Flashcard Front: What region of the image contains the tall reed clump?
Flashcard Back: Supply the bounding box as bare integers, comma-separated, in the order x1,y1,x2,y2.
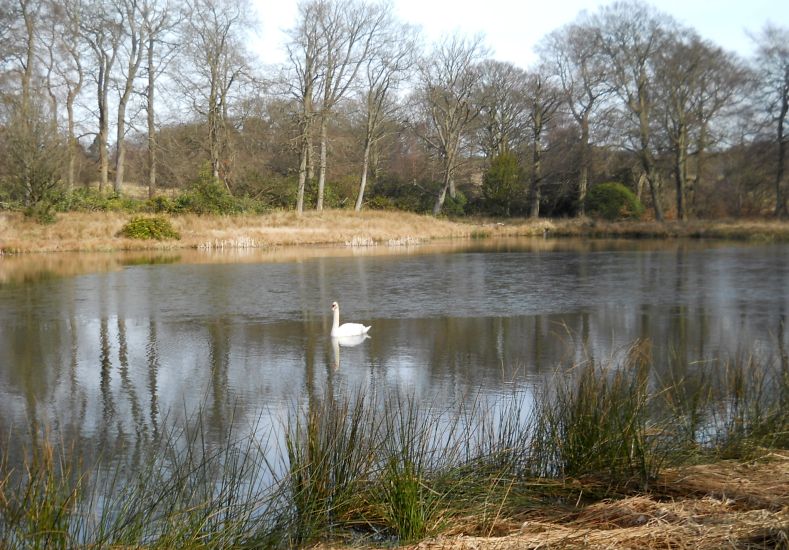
373,394,458,542
0,438,83,549
281,391,379,545
709,354,789,457
279,392,461,545
530,341,664,491
82,409,277,548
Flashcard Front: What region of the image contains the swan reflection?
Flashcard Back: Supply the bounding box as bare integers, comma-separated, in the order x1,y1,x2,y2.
331,334,370,368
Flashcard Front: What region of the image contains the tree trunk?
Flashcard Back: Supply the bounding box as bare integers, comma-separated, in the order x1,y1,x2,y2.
355,137,371,211
208,71,221,182
209,113,220,181
775,92,788,218
674,122,688,222
530,129,542,219
297,137,309,214
147,36,156,198
97,63,109,192
577,113,590,216
20,1,35,111
433,178,449,215
317,116,328,211
114,111,127,194
67,102,76,190
434,147,457,215
637,85,663,221
693,123,708,213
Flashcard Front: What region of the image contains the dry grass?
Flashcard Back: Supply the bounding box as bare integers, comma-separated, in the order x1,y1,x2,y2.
383,453,789,550
3,211,788,256
548,218,789,241
0,210,549,254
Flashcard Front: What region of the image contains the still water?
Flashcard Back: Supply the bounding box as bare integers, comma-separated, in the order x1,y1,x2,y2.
1,238,788,460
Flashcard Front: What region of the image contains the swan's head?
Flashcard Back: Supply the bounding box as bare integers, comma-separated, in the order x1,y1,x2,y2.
331,301,338,311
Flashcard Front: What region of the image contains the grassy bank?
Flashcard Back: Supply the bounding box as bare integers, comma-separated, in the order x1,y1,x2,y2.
1,343,787,549
3,210,789,255
0,210,538,254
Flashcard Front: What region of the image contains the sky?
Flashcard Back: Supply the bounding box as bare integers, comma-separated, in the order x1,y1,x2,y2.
250,0,789,68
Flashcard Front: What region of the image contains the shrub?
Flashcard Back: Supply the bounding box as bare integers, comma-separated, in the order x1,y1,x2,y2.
117,216,180,240
442,190,467,217
58,188,141,213
173,165,239,215
483,152,522,216
145,195,176,214
23,201,57,224
366,195,397,210
586,182,644,221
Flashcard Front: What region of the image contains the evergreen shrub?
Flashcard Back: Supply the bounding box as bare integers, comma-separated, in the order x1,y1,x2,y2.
118,216,180,240
586,182,644,221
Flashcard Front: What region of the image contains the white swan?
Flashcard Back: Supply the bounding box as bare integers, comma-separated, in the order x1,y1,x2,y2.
330,301,371,337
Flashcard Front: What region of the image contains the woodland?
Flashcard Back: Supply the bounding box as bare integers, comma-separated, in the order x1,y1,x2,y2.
1,0,788,221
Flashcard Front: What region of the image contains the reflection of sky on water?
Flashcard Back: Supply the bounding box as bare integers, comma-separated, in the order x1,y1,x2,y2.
0,239,788,464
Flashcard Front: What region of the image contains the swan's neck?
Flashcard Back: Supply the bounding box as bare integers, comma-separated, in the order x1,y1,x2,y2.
332,308,340,331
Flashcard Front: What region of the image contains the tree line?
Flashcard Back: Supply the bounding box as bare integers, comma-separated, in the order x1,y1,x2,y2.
0,0,787,220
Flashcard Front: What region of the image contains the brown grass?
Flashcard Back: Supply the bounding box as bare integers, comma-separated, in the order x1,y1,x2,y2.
380,453,789,550
3,211,789,256
0,210,549,254
548,218,789,241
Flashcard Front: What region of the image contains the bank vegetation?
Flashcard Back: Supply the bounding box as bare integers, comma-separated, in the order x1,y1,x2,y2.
1,342,787,548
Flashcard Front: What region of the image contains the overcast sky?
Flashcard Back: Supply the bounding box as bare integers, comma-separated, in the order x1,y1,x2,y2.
251,0,788,67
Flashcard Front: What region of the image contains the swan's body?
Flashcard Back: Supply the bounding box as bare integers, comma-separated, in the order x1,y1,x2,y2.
331,301,371,337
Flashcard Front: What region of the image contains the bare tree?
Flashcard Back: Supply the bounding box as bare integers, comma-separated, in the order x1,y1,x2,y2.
313,0,388,211
3,98,66,207
414,34,487,215
691,49,749,213
40,0,85,190
179,0,253,191
525,67,561,218
285,0,324,213
112,0,148,194
593,0,675,221
655,33,747,220
354,19,417,210
0,0,66,208
13,0,40,110
654,33,700,222
475,60,529,159
540,19,614,215
753,24,789,218
80,0,124,191
141,0,177,198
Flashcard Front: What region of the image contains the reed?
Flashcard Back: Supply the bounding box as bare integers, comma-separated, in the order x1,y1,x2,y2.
0,437,83,549
528,341,665,493
1,344,787,548
281,391,380,545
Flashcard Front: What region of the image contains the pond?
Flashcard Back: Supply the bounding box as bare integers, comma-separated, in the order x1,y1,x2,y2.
1,237,788,464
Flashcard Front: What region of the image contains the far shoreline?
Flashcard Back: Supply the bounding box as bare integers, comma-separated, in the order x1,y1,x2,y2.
2,210,789,256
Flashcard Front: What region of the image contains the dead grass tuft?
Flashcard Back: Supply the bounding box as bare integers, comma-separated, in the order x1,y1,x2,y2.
398,452,789,550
